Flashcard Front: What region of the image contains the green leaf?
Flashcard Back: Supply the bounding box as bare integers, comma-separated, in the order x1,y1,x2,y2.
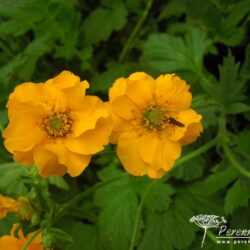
224,180,250,214
172,155,204,181
94,174,138,250
139,196,196,250
48,176,69,190
91,63,137,92
0,162,27,196
227,103,250,114
180,183,224,215
202,167,238,194
218,51,246,105
144,182,175,212
82,4,127,44
0,0,48,36
237,130,250,161
142,27,211,73
65,223,99,250
158,0,186,20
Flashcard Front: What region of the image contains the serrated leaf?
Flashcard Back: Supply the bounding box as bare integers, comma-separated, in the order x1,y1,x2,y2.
202,167,238,194
65,223,98,250
180,183,224,215
172,155,204,181
139,196,196,250
94,174,138,250
224,180,250,214
144,182,175,212
142,27,211,73
82,4,127,44
218,51,246,105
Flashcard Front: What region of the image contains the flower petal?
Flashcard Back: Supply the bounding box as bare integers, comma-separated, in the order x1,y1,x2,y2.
109,78,127,101
73,96,110,137
180,121,203,145
66,117,112,155
109,95,140,121
117,132,148,176
125,72,155,108
3,116,46,153
168,109,202,141
47,70,89,90
155,74,192,111
45,143,91,177
33,146,67,177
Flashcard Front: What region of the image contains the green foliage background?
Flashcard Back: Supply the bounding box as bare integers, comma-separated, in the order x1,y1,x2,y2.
0,0,250,249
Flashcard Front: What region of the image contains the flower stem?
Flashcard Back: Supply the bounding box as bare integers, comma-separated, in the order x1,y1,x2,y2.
129,179,158,250
175,136,219,167
118,0,154,63
223,143,250,178
129,137,219,250
21,227,43,250
54,174,127,222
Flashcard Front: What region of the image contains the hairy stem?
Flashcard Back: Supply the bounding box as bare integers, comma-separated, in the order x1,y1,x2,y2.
118,0,154,63
21,227,43,250
223,143,250,178
129,180,158,250
129,137,219,250
175,136,219,167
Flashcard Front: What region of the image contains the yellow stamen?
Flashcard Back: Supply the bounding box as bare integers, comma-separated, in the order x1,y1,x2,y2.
42,111,73,138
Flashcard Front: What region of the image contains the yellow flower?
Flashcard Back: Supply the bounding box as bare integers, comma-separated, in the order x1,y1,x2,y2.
108,72,203,178
3,71,112,177
0,195,34,220
0,195,19,219
0,224,43,250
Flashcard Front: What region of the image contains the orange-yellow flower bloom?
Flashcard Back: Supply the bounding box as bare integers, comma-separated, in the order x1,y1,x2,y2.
0,195,19,219
0,195,34,220
3,71,112,177
0,224,43,250
108,72,203,178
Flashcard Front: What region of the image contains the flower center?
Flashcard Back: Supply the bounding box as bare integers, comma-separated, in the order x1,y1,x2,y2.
43,111,73,138
143,105,166,130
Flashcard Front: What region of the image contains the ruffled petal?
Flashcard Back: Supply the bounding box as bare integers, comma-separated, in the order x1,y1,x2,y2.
117,132,148,176
109,78,127,101
168,109,202,141
138,133,162,169
155,74,192,111
33,146,67,177
161,132,181,170
45,143,91,177
109,95,140,121
73,96,110,137
109,111,133,144
125,72,155,108
3,116,46,153
180,121,203,145
146,167,165,178
66,117,112,155
47,70,89,90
